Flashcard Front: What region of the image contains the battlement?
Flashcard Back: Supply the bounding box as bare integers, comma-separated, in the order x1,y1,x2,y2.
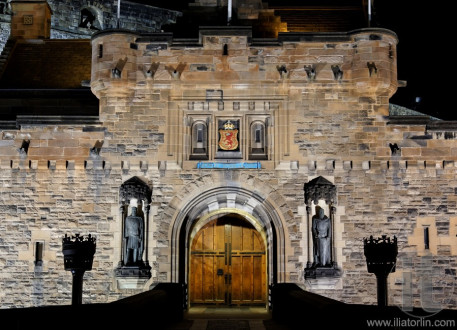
90,27,398,99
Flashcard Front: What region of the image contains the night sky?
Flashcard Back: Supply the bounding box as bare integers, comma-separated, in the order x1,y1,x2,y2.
144,1,453,120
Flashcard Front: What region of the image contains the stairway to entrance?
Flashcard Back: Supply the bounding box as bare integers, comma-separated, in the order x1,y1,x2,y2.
167,306,291,330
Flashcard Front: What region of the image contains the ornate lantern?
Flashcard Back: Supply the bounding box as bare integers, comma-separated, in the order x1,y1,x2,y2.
363,235,398,307
62,233,96,305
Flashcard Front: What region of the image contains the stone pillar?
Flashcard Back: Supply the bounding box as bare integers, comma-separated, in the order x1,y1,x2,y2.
143,203,151,267
306,205,312,269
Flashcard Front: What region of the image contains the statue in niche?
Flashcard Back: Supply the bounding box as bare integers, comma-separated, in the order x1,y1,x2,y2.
124,206,144,266
312,207,332,267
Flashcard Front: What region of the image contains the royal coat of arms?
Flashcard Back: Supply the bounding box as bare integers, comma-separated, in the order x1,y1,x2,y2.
218,120,239,151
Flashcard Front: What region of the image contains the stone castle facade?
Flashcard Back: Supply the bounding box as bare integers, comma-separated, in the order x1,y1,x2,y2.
0,0,456,311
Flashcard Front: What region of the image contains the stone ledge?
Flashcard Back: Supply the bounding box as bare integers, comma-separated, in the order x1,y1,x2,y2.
0,159,456,172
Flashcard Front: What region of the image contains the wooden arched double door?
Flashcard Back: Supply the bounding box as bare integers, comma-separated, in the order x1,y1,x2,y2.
189,215,267,306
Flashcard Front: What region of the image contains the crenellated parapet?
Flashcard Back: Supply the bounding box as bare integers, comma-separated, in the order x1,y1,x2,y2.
90,26,398,100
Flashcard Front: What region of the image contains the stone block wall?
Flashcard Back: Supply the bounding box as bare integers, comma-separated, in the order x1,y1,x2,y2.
0,26,456,311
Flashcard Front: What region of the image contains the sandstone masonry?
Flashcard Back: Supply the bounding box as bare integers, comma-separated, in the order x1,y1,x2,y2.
0,8,456,311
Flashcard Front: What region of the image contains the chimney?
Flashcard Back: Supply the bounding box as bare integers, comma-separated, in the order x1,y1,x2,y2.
10,0,52,39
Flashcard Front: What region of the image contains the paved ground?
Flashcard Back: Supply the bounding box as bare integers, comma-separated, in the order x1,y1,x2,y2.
167,306,292,330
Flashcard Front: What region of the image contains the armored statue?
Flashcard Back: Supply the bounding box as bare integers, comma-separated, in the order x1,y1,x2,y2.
124,206,144,266
312,208,331,267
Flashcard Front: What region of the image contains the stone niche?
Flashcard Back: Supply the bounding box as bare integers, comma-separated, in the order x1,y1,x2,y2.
304,176,342,289
115,176,152,289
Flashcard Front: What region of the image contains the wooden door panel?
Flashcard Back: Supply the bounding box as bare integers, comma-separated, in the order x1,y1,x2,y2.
253,256,264,301
203,224,214,250
191,255,203,302
215,255,226,302
231,255,241,302
203,255,215,301
242,226,254,250
190,216,266,306
231,224,242,250
242,256,253,301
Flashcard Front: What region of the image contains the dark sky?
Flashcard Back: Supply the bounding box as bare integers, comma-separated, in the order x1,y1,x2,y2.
375,1,453,120
144,1,453,120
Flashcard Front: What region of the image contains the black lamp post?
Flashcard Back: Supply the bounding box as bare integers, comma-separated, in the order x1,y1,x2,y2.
62,233,96,305
363,235,398,307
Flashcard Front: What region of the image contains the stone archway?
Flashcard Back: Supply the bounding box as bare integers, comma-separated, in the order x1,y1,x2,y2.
169,186,288,290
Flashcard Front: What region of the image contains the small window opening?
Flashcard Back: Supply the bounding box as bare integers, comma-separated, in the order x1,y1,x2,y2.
98,44,103,58
79,8,98,29
249,121,267,160
255,128,261,143
423,226,429,250
35,241,44,266
190,122,208,160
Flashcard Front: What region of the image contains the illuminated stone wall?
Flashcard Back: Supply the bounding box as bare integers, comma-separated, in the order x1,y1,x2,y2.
0,17,456,312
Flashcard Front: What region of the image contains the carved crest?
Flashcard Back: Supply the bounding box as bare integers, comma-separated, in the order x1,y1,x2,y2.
218,120,239,151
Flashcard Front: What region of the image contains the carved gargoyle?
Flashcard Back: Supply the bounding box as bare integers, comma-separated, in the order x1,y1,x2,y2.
304,65,316,81
165,63,186,80
90,140,104,156
277,65,288,78
331,65,343,81
145,62,160,78
18,139,30,155
389,143,400,155
367,62,377,77
112,57,127,78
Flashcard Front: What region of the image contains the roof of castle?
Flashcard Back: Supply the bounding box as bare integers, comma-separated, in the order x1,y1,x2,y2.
0,39,91,89
0,39,98,123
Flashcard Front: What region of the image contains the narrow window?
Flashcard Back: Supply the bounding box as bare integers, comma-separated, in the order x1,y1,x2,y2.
35,241,44,266
255,128,261,143
423,226,429,250
98,44,103,58
190,121,208,160
249,121,267,160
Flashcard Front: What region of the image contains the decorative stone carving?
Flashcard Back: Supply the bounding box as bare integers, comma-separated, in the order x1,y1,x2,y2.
367,61,377,77
304,64,316,81
304,176,340,279
119,176,152,205
123,206,144,266
312,208,331,267
331,65,343,81
116,177,152,282
304,176,336,205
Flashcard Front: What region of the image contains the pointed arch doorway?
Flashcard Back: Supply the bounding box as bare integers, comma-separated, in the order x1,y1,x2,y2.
189,213,267,306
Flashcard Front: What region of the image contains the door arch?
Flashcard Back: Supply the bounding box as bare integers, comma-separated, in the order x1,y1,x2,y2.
189,214,267,305
169,186,288,297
